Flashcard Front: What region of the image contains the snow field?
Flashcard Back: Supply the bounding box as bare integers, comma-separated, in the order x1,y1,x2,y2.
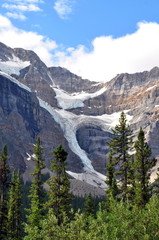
0,55,30,76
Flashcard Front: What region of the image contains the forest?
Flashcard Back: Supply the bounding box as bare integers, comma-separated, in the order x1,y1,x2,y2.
0,112,159,240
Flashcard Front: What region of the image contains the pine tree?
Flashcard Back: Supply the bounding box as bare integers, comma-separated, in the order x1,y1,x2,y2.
105,150,118,199
108,112,134,201
24,138,46,240
7,170,23,240
153,167,159,195
0,145,10,239
47,145,72,225
83,193,95,217
134,127,156,207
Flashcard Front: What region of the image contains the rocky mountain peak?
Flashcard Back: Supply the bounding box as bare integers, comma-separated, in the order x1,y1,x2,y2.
0,42,14,61
13,47,46,67
49,66,103,94
1,42,159,193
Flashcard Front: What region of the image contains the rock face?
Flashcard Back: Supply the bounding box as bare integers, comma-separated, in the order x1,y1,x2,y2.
75,68,159,116
48,66,103,93
76,126,113,175
0,73,83,177
0,42,159,191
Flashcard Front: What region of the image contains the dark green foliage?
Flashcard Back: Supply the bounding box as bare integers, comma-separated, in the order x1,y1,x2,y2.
83,193,96,217
71,196,85,212
46,145,73,225
152,167,159,195
105,150,118,199
24,138,46,240
0,145,10,239
107,112,134,201
7,170,23,240
71,195,105,214
39,196,159,239
143,195,159,239
0,126,158,239
1,128,158,240
134,127,157,206
22,180,31,222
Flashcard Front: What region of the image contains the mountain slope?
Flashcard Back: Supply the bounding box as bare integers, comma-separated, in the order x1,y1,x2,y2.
0,42,159,192
0,72,83,175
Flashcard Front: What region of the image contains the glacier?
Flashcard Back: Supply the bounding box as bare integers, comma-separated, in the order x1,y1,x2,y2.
0,71,31,92
38,97,133,187
0,55,30,76
52,85,107,110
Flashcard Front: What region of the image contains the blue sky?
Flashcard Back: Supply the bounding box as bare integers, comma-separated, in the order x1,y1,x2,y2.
0,0,159,82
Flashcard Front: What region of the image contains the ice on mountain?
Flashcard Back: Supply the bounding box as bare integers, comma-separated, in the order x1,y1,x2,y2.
26,153,36,161
67,170,107,189
146,85,157,92
38,97,133,173
0,55,30,76
0,71,31,92
52,86,107,110
38,98,95,172
26,153,31,161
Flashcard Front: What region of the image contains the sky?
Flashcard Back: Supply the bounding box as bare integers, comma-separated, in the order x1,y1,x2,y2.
0,0,159,82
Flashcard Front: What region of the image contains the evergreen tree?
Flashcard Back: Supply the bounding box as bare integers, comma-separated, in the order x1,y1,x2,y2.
83,193,95,217
105,150,118,199
47,145,72,225
0,145,10,239
134,127,156,207
127,155,136,202
108,112,134,201
24,138,46,240
7,170,23,240
153,167,159,195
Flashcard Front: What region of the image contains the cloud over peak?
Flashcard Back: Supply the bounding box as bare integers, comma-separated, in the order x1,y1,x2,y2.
0,15,159,83
0,14,57,65
52,22,159,82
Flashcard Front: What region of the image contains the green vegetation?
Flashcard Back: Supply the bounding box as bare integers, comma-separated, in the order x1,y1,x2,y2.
0,145,10,240
134,127,156,206
46,145,73,225
24,137,46,240
107,112,134,201
7,170,23,240
1,113,159,239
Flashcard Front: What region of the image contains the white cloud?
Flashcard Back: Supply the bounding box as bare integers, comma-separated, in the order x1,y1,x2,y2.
52,22,159,82
6,0,43,3
0,15,57,65
2,3,41,12
54,0,75,19
2,0,43,20
6,12,26,20
0,16,159,83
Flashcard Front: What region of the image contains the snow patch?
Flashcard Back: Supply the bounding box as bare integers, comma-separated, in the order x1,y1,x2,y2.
146,85,157,92
48,72,56,87
67,170,107,189
0,55,30,76
52,86,107,109
95,111,133,130
26,153,31,161
26,153,36,161
0,71,31,92
38,98,94,172
38,98,133,174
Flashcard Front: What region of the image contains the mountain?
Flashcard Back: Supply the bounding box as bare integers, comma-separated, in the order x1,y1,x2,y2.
0,42,159,195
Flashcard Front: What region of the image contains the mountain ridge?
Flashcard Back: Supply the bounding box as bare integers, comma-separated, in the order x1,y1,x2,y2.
0,42,159,194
